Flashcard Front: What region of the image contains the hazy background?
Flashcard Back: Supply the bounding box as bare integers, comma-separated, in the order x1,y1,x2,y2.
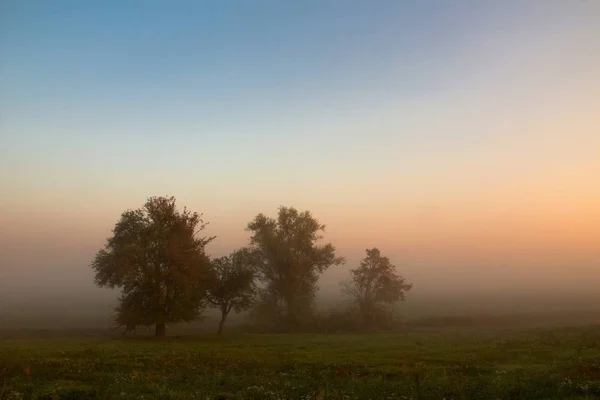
1,1,599,330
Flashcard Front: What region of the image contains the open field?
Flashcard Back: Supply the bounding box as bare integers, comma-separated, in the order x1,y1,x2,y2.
1,326,600,400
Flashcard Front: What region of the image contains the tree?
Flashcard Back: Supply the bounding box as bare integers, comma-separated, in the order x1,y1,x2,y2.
246,206,345,331
91,196,214,337
342,248,412,329
206,248,257,334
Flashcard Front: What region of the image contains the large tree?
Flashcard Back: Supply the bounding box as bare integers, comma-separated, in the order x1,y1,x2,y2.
206,248,257,334
342,248,412,328
91,196,214,337
247,206,345,331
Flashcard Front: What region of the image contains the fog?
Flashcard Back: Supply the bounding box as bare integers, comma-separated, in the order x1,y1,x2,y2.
2,206,599,333
1,1,599,334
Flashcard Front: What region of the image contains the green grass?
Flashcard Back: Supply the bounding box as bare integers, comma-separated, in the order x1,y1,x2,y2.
1,326,600,399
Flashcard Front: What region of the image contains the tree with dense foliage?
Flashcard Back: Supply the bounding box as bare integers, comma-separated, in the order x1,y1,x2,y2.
246,206,345,331
91,196,214,337
342,248,412,329
206,248,257,334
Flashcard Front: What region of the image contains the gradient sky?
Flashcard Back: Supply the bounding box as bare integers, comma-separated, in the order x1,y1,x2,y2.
1,1,599,302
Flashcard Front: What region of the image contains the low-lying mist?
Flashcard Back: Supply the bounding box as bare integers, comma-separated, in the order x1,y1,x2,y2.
2,272,598,335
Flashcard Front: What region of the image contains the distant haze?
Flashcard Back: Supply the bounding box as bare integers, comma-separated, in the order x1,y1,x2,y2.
1,1,599,325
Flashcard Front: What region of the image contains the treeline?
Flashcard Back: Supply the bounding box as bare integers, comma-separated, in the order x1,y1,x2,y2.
91,196,412,337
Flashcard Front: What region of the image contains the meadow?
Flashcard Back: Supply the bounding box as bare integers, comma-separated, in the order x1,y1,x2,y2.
1,326,600,400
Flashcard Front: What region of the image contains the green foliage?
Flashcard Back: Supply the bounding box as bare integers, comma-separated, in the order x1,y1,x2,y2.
91,196,214,336
246,206,345,331
2,326,600,399
206,248,257,334
342,248,412,329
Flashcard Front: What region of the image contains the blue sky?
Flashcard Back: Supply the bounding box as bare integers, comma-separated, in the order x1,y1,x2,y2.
1,1,562,196
1,1,599,296
1,1,527,143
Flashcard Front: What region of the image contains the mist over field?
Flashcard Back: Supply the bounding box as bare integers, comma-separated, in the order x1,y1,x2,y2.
3,3,600,399
1,220,599,333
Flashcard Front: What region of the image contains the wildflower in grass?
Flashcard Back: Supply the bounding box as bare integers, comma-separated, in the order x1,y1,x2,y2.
7,391,23,400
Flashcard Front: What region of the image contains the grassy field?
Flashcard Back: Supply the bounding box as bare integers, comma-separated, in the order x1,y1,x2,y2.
1,326,600,399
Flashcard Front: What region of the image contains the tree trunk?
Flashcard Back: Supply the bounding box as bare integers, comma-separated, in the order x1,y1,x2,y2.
285,298,296,332
360,302,373,330
155,323,166,337
217,312,228,335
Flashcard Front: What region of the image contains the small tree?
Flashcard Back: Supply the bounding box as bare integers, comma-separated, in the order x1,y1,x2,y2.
91,196,214,337
247,206,345,331
342,248,412,329
206,248,256,334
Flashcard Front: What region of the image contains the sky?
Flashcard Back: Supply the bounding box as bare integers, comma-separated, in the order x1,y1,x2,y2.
1,1,599,304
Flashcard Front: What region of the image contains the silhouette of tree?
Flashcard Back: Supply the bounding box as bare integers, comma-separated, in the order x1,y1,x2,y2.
91,196,214,337
342,248,412,329
206,248,257,334
246,206,345,331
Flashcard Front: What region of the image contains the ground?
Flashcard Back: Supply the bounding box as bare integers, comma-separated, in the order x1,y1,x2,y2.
1,326,600,399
